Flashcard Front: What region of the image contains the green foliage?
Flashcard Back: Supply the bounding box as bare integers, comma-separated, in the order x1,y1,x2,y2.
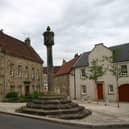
19,91,44,102
29,91,44,99
88,59,105,82
6,91,18,98
4,91,44,102
3,91,19,102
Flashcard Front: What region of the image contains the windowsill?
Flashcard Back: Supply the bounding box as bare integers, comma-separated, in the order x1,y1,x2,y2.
81,93,87,95
108,92,114,95
80,77,86,80
119,75,128,77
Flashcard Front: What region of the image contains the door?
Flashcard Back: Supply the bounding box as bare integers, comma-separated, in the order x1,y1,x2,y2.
25,86,30,96
97,83,104,100
119,84,129,102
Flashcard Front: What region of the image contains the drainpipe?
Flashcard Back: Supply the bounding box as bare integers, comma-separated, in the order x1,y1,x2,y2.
73,69,76,100
116,63,120,108
3,52,6,96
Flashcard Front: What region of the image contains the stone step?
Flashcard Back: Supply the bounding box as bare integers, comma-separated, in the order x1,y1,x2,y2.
38,96,66,100
31,99,71,104
55,109,92,119
26,102,78,110
20,106,85,115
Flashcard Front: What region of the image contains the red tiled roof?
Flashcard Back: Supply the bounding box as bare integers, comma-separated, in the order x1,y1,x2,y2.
0,31,43,64
43,66,61,74
56,55,80,76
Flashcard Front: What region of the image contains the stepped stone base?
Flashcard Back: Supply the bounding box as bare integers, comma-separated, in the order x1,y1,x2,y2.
17,96,91,119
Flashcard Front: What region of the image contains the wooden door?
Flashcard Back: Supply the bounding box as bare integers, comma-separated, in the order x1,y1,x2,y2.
97,83,103,100
119,84,129,102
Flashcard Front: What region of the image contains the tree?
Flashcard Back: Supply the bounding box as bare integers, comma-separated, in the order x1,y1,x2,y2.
88,59,105,82
88,59,106,93
86,58,106,102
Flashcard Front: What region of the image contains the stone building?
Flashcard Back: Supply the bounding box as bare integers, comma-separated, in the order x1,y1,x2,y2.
0,31,43,97
54,54,80,96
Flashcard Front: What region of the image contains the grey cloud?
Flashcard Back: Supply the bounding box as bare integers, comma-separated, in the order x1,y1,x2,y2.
1,0,129,65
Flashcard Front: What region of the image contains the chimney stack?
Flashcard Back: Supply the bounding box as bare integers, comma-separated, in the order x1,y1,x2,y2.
62,58,66,65
24,38,31,46
74,53,78,58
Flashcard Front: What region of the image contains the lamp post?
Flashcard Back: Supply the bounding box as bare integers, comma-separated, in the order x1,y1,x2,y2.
43,26,54,93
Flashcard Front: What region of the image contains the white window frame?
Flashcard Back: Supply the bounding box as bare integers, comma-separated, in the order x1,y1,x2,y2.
81,85,87,95
108,84,114,94
80,68,86,79
120,65,128,77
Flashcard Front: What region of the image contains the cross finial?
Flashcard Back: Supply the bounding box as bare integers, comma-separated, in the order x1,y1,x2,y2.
47,26,51,32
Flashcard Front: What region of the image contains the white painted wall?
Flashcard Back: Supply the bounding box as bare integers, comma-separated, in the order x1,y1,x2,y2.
71,43,129,102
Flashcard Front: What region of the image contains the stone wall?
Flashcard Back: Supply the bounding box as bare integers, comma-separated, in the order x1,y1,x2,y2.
54,74,69,96
0,52,43,97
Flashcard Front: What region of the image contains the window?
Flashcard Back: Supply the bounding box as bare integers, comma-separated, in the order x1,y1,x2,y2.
44,80,48,87
120,65,128,76
80,69,86,79
32,68,35,80
10,64,14,78
108,85,114,94
32,85,35,92
81,85,87,94
25,66,29,79
10,85,15,92
18,85,22,95
37,69,40,80
18,65,22,78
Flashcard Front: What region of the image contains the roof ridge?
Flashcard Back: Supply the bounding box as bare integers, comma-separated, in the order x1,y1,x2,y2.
56,55,80,76
109,42,129,48
0,32,43,64
1,32,25,45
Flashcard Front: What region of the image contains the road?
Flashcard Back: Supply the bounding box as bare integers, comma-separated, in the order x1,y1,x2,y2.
0,113,128,129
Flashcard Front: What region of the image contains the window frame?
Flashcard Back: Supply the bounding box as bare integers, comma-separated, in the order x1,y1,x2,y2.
120,65,128,76
108,84,114,95
81,85,87,95
80,68,86,79
10,63,14,78
18,65,22,78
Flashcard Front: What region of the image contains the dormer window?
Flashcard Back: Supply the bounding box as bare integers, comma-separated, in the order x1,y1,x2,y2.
120,65,128,76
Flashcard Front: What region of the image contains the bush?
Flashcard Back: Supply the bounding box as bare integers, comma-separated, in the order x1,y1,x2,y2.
29,91,44,99
6,91,18,98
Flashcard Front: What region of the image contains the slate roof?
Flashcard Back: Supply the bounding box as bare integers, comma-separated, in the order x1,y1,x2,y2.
73,52,90,68
109,43,129,62
0,31,43,64
56,55,80,76
73,43,129,68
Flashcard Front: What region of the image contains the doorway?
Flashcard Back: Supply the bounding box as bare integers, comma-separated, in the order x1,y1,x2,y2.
97,83,104,100
25,86,30,96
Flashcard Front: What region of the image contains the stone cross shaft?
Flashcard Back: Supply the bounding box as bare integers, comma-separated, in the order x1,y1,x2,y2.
43,26,54,93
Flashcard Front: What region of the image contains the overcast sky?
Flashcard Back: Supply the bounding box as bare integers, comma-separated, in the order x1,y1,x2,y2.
0,0,129,66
